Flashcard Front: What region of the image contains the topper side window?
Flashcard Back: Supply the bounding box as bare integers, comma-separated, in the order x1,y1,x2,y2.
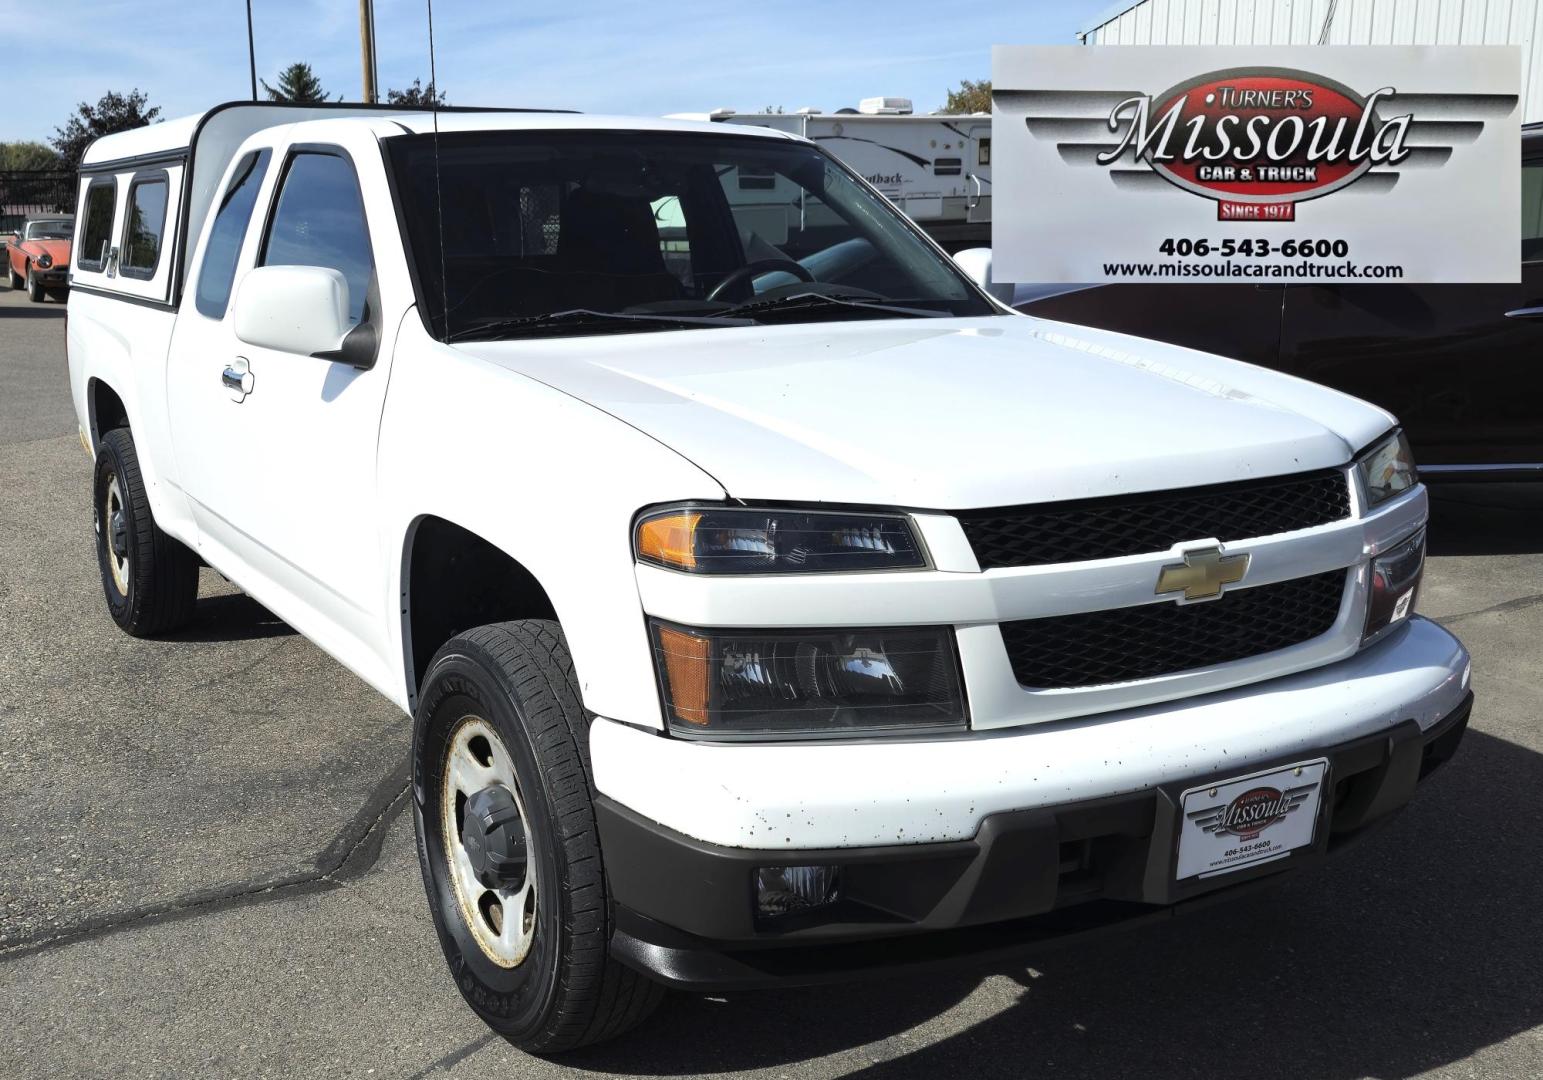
76,179,116,272
120,173,169,279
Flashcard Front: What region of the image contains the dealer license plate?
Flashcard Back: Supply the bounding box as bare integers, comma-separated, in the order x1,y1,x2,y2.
1176,759,1328,881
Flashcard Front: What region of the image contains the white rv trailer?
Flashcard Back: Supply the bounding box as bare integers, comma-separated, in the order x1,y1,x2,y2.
668,99,992,250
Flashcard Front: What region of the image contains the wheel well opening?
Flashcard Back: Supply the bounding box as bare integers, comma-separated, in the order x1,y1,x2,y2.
89,379,129,446
404,517,558,701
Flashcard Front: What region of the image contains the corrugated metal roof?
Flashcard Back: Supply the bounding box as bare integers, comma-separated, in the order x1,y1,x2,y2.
1079,1,1151,37
1078,0,1543,122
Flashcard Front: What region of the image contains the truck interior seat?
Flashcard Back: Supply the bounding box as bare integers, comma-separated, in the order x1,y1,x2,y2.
556,188,681,309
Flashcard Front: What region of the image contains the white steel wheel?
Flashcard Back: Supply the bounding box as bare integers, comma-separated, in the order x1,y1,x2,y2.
102,473,130,595
439,714,538,968
413,621,665,1051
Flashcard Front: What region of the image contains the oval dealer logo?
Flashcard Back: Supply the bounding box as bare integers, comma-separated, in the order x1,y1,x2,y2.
1217,786,1293,839
1095,67,1414,219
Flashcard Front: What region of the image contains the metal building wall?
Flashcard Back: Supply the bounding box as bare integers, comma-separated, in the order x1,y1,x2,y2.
1079,0,1543,123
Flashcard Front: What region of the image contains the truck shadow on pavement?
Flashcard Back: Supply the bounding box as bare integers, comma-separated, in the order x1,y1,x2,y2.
164,590,296,642
0,302,66,318
567,729,1539,1079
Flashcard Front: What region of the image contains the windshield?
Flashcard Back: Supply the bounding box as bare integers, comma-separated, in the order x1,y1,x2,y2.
385,130,996,340
25,219,73,240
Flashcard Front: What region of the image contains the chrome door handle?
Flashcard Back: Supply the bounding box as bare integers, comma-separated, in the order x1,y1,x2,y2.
1504,306,1543,320
222,358,254,402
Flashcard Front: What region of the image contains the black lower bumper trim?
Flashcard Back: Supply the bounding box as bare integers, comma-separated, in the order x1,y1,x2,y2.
601,692,1472,991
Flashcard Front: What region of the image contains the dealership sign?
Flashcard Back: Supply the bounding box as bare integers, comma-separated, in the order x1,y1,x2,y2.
992,46,1520,283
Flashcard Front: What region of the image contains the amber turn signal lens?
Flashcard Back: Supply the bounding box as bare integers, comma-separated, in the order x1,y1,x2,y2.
636,511,701,571
656,624,711,725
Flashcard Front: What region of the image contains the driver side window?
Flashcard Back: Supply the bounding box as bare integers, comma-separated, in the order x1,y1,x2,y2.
260,150,375,326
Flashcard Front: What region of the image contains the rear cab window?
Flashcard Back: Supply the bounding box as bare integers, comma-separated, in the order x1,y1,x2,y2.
194,149,272,320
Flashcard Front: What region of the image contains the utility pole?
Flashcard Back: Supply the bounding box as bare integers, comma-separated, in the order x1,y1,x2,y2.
359,0,378,103
245,0,258,100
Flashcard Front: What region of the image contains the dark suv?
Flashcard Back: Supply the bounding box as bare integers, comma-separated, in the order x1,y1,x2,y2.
1019,124,1543,481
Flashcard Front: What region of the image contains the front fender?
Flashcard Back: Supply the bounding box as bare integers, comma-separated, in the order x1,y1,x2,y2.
378,320,725,728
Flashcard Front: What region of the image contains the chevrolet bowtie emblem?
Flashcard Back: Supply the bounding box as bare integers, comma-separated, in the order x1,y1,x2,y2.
1155,547,1251,602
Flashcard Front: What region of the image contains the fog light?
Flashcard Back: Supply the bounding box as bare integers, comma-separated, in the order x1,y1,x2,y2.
1363,527,1425,645
755,865,840,920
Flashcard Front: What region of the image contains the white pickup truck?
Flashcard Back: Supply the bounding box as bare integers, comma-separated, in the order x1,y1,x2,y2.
67,103,1471,1052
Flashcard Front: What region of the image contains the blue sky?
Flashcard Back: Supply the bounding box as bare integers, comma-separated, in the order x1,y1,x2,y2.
5,0,1114,143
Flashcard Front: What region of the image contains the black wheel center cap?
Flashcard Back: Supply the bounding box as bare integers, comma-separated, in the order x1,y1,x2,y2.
461,785,528,891
110,510,128,560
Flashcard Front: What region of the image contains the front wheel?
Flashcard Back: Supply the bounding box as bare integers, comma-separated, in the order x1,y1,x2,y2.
26,266,44,302
413,620,663,1053
93,427,199,635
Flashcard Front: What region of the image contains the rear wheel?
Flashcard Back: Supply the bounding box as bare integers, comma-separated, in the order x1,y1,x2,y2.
7,262,21,289
93,427,199,636
26,266,44,302
413,620,663,1053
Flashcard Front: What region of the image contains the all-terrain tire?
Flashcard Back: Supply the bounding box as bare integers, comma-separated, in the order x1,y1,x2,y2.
93,427,199,636
413,620,664,1053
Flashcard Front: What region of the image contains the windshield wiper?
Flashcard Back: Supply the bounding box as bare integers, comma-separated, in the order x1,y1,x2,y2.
719,292,948,321
445,308,753,342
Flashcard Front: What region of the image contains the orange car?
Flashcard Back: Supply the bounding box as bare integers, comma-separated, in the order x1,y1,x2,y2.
6,215,73,302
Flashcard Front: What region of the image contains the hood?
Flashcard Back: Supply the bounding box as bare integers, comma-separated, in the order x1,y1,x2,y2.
461,315,1394,509
19,238,70,264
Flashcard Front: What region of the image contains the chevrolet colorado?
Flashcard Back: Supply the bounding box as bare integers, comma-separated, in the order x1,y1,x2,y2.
66,102,1470,1052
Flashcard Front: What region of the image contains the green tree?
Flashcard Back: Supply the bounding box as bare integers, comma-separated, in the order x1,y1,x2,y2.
51,89,161,169
0,141,64,171
261,62,337,104
940,78,991,115
384,78,448,107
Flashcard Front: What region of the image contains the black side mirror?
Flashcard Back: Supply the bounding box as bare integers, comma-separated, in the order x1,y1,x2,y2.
311,275,382,370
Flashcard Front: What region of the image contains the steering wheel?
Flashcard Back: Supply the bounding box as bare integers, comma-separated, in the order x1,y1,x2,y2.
706,258,815,302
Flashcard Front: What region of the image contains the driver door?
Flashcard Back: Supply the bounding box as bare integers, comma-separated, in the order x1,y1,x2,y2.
167,140,397,664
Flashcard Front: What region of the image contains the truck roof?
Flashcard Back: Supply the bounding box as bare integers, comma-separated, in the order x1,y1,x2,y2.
81,101,790,168
75,101,798,313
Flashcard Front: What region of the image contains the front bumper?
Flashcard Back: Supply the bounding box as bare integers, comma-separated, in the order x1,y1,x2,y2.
31,267,68,286
592,615,1468,850
593,615,1469,989
602,690,1470,990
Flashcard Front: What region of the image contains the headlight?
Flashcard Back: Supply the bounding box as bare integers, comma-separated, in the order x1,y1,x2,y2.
650,620,966,738
1355,429,1417,509
1363,527,1425,645
635,505,926,574
35,253,52,269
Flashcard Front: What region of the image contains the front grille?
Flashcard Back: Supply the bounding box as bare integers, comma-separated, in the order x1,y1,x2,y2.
958,470,1351,569
1000,570,1348,689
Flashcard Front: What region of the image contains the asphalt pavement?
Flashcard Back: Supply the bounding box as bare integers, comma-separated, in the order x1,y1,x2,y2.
2,280,1541,1079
